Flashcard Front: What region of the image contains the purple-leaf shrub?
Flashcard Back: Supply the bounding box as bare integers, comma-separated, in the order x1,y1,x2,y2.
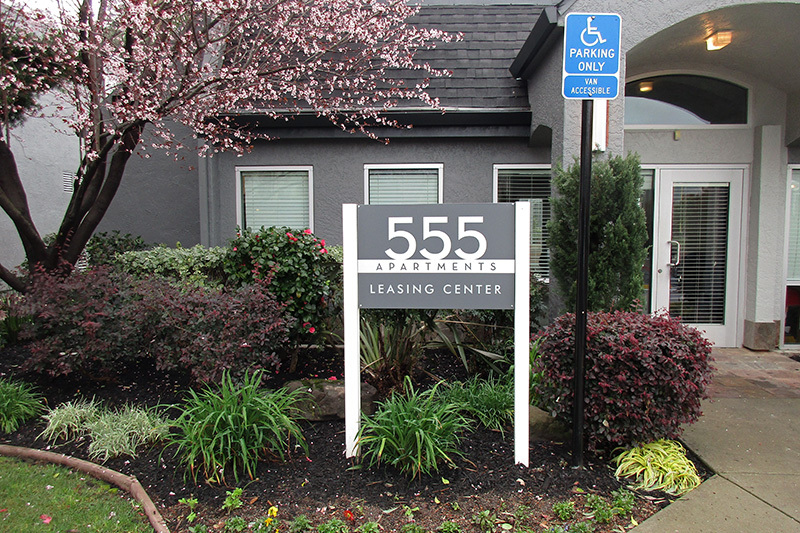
534,311,713,451
138,277,290,383
20,267,289,383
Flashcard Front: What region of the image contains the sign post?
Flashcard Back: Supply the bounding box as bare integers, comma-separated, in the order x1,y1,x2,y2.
343,203,530,465
562,13,621,468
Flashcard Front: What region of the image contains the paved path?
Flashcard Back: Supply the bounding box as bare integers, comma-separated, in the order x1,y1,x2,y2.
631,349,800,533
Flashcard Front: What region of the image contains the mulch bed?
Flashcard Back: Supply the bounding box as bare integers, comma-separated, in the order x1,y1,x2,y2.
0,344,685,532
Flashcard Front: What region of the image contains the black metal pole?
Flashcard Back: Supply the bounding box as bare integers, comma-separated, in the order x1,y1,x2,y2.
572,99,593,468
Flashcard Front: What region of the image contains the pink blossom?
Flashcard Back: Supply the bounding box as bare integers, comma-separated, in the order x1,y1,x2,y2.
40,515,52,524
309,327,316,334
304,229,312,234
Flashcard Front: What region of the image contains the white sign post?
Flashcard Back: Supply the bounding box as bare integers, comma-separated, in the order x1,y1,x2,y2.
342,202,530,465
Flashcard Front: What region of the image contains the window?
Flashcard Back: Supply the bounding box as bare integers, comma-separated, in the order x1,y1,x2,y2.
236,166,313,230
494,165,551,279
625,75,748,126
785,169,800,344
364,164,442,204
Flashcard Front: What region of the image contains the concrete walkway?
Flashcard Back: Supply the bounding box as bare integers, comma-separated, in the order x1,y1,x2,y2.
631,349,800,533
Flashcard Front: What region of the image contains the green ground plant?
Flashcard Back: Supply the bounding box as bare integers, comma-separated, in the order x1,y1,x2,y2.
290,514,313,532
552,500,575,521
439,374,514,434
358,377,470,479
168,370,308,483
316,517,348,533
0,456,150,532
40,400,168,461
437,521,462,533
0,378,43,433
86,404,170,461
40,397,102,442
613,439,702,495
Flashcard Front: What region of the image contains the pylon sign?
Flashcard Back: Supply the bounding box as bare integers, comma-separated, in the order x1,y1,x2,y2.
562,13,621,99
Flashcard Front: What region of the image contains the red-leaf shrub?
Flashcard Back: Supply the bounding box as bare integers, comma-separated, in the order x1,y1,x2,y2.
534,311,713,451
19,266,141,376
20,268,289,383
134,277,290,383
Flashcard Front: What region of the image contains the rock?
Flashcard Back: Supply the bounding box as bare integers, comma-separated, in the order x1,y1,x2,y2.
529,405,571,442
285,379,377,421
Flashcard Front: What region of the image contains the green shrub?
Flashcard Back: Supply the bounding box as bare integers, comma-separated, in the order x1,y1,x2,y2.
223,227,338,350
0,378,42,433
168,370,308,484
549,153,648,312
612,439,701,495
116,244,227,286
358,377,470,479
86,230,148,267
534,310,713,451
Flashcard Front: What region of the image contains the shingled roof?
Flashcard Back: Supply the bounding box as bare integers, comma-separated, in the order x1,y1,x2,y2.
405,3,543,111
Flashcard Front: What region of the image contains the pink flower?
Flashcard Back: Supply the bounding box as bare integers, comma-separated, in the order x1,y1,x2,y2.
304,228,312,234
320,248,328,254
309,327,316,334
40,515,52,524
233,247,238,251
320,239,326,247
344,510,355,521
328,376,337,381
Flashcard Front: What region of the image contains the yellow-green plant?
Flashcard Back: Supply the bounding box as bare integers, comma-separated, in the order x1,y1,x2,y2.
612,439,701,495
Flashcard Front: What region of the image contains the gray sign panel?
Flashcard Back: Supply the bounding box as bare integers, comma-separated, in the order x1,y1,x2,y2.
357,204,516,309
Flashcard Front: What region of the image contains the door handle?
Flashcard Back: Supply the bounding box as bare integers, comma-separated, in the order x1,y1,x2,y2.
667,240,681,267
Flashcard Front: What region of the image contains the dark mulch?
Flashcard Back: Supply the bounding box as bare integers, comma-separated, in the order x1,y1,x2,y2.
0,344,684,532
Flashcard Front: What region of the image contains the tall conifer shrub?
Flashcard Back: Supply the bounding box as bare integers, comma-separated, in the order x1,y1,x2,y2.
548,153,649,312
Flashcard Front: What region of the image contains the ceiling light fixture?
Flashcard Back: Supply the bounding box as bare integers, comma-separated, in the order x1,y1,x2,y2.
706,30,732,51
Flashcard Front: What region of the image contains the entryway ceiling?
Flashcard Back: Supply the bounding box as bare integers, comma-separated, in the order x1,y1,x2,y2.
626,3,800,94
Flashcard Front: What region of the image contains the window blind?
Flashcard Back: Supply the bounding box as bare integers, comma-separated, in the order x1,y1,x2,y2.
496,168,551,279
788,170,800,282
368,168,439,204
670,183,729,324
241,170,309,230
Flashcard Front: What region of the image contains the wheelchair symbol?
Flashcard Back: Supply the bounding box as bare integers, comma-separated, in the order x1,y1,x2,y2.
580,16,607,47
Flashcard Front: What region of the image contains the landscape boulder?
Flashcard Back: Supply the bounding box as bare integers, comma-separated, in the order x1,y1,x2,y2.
285,379,377,421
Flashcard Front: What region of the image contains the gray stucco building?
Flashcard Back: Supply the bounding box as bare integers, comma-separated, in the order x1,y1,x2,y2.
6,0,800,351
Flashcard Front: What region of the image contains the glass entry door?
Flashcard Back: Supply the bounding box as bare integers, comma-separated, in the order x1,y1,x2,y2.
652,168,744,347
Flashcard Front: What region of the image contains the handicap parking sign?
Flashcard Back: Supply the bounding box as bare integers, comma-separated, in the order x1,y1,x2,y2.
562,13,621,99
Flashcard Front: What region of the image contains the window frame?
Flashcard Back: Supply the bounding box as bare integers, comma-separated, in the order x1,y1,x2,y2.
235,165,314,231
363,163,444,205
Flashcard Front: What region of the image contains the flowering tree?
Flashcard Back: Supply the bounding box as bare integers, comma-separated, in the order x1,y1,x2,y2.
0,0,453,292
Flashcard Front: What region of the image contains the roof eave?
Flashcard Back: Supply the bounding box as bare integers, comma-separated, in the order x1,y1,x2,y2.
509,5,562,80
